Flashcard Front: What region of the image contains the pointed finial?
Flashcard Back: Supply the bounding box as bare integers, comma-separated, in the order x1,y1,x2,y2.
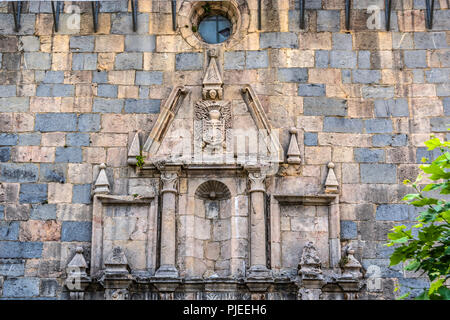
93,163,110,195
127,132,141,165
324,162,339,194
287,128,301,164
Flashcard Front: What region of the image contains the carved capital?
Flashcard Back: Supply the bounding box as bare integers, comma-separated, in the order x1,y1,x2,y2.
248,171,266,193
161,171,178,194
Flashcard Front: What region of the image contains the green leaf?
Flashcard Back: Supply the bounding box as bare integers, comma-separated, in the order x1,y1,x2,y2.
429,278,445,295
404,260,420,271
425,138,442,150
396,292,410,300
437,286,450,300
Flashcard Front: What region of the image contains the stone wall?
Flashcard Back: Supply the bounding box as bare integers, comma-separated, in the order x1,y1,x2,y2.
0,0,449,299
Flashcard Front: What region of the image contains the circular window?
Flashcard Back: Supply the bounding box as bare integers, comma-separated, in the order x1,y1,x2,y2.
198,15,232,44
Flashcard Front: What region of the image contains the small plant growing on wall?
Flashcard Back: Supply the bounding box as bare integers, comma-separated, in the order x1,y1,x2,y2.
386,134,450,300
136,149,145,169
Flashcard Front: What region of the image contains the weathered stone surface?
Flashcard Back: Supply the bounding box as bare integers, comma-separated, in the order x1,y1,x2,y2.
61,221,92,242
19,220,61,241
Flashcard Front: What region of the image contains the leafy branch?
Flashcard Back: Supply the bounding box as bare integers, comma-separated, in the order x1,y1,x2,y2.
387,134,450,300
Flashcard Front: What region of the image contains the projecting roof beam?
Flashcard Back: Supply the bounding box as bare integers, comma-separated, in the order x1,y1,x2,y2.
91,1,100,33
171,0,177,30
51,1,63,32
345,0,351,30
11,1,22,32
131,0,138,32
258,0,262,30
299,0,305,29
425,0,435,29
385,0,391,31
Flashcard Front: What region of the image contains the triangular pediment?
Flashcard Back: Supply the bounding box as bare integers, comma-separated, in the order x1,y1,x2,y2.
137,83,284,168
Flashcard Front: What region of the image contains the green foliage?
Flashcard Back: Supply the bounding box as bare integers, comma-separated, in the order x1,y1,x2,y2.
202,3,211,13
191,25,198,33
136,155,145,168
387,134,450,300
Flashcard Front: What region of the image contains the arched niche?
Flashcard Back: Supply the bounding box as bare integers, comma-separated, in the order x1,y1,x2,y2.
194,180,232,278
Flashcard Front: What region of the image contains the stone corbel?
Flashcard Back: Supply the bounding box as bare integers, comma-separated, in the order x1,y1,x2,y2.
65,247,91,300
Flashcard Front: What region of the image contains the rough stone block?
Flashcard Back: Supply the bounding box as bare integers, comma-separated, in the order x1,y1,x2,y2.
0,133,18,146
340,221,357,240
61,221,92,242
0,147,10,162
42,71,64,84
260,32,299,49
35,113,77,132
416,147,441,163
330,51,357,68
111,13,149,34
323,117,363,133
0,221,20,240
425,69,450,83
124,99,160,113
361,86,394,99
30,204,57,220
72,184,92,204
0,97,29,112
298,84,325,96
0,242,43,258
19,184,47,204
224,51,245,70
361,164,397,183
414,32,448,49
332,33,352,50
354,148,385,162
125,35,156,52
39,163,66,183
430,117,450,132
24,53,51,70
374,99,409,117
352,70,381,84
443,98,450,116
246,51,269,69
365,119,393,133
304,132,318,146
115,53,143,70
92,71,108,84
358,51,371,68
55,147,82,163
72,53,97,71
372,134,408,147
0,259,24,276
277,68,308,82
135,71,163,85
66,133,90,147
175,53,203,71
0,164,38,183
78,114,100,132
3,278,40,297
36,84,74,97
69,36,94,52
315,50,329,68
97,84,118,98
317,10,340,32
93,98,124,113
19,36,40,52
404,50,427,68
376,204,410,221
0,85,16,97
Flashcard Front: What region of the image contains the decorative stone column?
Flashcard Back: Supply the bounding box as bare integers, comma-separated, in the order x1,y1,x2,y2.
247,169,270,279
155,169,179,278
